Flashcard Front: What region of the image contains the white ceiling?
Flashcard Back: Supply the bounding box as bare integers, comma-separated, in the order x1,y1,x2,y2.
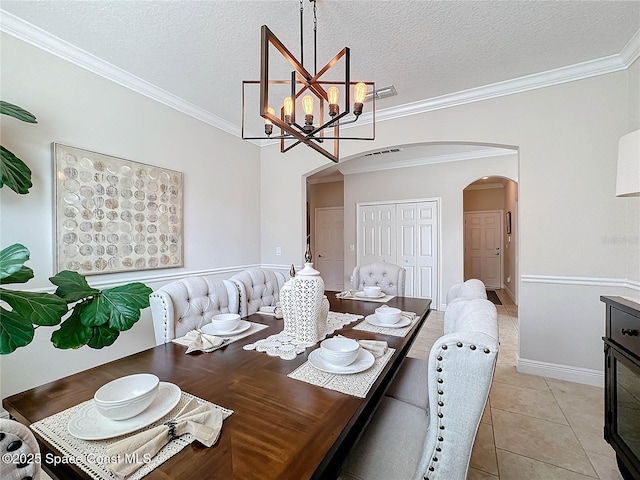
1,0,639,171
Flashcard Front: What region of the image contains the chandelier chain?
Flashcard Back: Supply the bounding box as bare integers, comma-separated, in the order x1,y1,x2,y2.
312,0,318,75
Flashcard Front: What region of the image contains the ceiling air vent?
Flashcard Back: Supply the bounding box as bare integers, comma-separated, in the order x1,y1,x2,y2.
364,148,403,157
365,85,397,102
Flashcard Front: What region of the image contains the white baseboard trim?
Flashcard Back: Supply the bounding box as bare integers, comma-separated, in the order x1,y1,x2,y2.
516,356,604,388
0,408,10,419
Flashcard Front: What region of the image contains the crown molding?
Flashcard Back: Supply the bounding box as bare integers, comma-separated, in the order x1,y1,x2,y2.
0,10,259,144
339,148,515,175
2,11,638,142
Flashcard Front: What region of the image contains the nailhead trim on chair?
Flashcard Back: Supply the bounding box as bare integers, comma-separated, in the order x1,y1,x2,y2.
149,292,170,340
424,341,493,480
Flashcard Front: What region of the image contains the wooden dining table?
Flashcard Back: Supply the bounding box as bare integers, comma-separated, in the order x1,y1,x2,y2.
3,292,431,480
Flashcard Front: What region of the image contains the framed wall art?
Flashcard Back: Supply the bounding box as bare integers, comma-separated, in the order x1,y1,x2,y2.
53,143,183,275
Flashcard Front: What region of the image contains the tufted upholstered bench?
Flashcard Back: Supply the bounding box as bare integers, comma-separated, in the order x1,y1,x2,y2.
339,295,499,480
149,276,239,345
351,261,406,297
229,268,286,318
0,418,42,480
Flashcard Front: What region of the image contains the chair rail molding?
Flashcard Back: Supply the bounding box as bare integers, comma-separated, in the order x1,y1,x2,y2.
521,274,640,291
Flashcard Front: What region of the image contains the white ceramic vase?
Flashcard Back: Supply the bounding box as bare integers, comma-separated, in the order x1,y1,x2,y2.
280,261,327,344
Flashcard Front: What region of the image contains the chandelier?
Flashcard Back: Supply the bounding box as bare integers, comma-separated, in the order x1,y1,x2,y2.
242,0,375,163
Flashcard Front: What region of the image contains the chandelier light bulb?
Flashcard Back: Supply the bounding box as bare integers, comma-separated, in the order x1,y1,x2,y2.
302,95,315,132
327,86,340,117
283,96,293,124
302,95,314,115
353,82,367,116
264,107,275,135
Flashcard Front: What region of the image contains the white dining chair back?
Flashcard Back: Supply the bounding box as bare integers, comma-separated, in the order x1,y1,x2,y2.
229,268,286,317
351,261,406,297
149,276,239,345
340,300,498,480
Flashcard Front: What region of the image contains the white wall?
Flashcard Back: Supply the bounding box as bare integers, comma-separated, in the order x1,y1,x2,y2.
260,66,639,385
0,34,262,400
343,154,518,310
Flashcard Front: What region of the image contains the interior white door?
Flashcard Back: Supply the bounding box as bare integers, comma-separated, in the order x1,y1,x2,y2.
464,211,502,289
315,207,344,291
358,201,439,304
358,204,395,264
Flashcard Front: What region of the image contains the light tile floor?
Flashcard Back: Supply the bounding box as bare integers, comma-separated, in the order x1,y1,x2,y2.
408,290,624,480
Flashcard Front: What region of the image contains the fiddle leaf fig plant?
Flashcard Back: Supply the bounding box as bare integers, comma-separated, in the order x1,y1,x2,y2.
0,244,152,354
0,101,153,355
0,101,35,194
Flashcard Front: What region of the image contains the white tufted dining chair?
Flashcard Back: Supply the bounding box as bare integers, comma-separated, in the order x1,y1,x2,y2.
351,261,406,297
340,300,499,480
0,418,42,480
149,276,239,345
229,268,286,318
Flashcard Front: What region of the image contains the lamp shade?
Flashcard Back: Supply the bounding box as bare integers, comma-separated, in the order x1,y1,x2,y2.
616,129,640,197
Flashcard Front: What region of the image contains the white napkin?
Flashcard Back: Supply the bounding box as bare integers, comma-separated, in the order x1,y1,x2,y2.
335,290,357,299
400,311,417,321
357,339,388,357
106,398,223,478
182,330,225,354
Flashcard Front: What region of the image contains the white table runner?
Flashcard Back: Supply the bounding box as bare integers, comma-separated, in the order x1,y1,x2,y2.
288,348,395,398
243,312,362,359
30,392,232,480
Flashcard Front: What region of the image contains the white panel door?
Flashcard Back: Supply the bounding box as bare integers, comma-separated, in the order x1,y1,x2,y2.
397,203,417,296
315,207,344,291
464,211,502,289
358,204,395,264
359,201,439,304
416,202,438,300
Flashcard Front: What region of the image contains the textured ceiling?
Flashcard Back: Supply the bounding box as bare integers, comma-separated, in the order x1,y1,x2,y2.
2,0,639,138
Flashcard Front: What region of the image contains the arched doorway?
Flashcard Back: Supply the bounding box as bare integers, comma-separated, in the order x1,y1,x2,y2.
463,176,518,304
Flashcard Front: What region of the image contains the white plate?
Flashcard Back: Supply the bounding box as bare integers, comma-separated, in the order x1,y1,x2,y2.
308,348,375,374
68,382,181,440
365,314,412,329
355,291,386,299
201,320,251,336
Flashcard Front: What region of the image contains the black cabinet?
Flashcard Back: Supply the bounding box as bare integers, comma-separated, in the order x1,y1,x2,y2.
602,296,640,480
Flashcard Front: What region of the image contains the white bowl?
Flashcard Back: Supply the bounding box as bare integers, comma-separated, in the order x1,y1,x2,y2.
375,306,402,325
210,313,241,332
363,285,382,297
320,337,360,366
94,373,159,420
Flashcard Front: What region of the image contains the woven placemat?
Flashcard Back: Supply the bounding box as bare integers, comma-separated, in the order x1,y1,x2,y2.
31,391,232,480
287,348,395,398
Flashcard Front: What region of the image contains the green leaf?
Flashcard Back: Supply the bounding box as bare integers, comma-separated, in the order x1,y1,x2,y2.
0,288,68,326
87,325,120,349
0,243,30,280
49,270,100,302
0,101,37,123
79,295,109,327
101,283,152,331
50,306,92,349
0,306,35,354
0,145,33,194
1,266,34,285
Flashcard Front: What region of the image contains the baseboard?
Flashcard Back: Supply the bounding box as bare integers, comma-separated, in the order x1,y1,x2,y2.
516,356,604,388
0,408,10,419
